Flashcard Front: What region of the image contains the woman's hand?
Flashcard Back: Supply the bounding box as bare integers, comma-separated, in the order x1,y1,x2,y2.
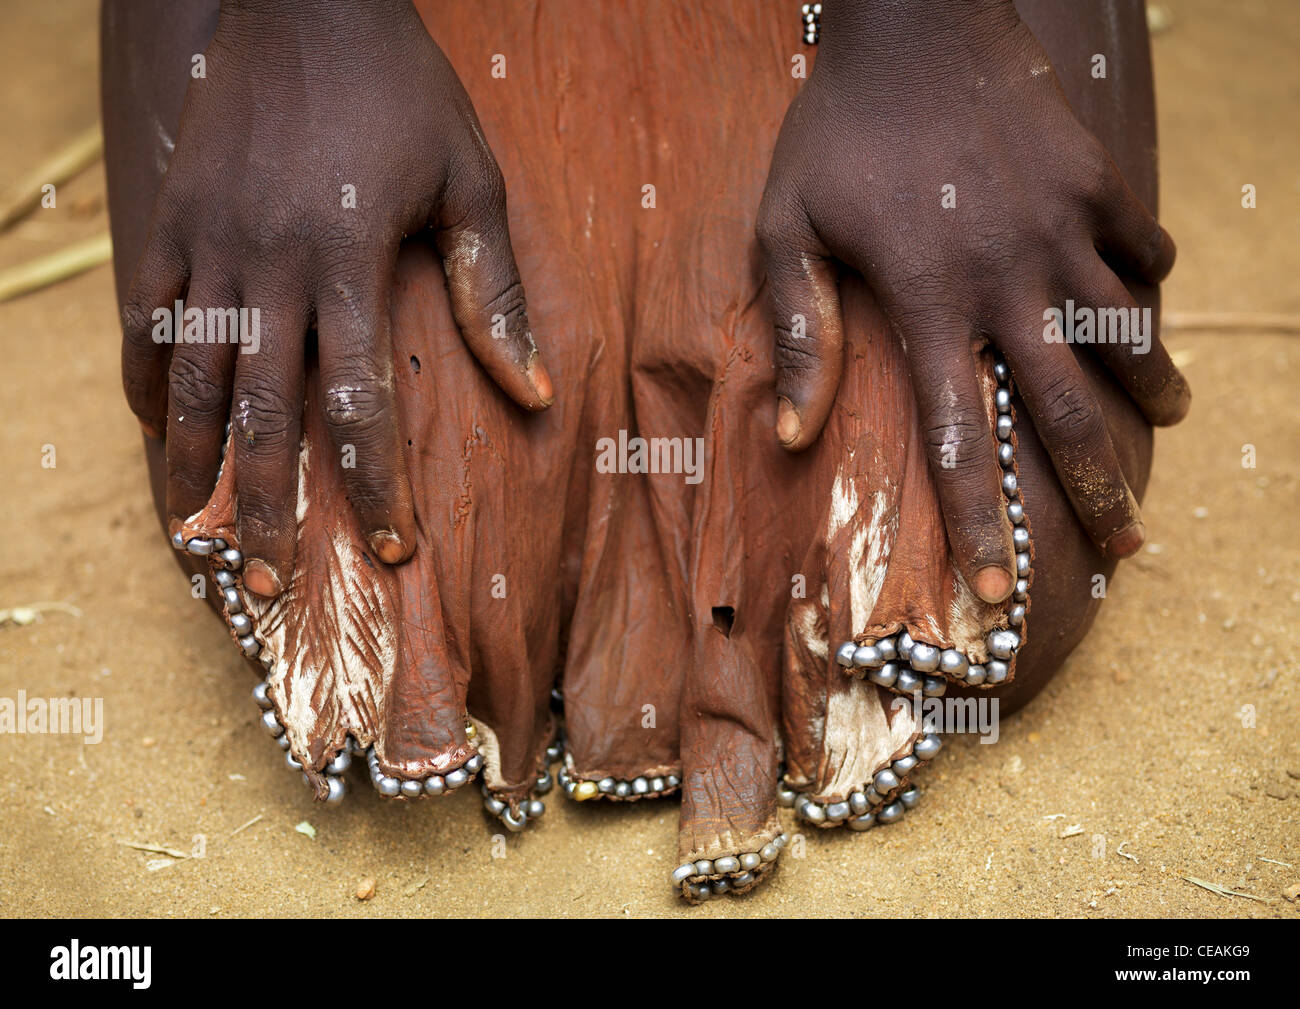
120,0,552,597
756,0,1188,602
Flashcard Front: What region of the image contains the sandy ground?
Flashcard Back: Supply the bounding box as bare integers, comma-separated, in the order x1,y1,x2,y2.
0,0,1295,919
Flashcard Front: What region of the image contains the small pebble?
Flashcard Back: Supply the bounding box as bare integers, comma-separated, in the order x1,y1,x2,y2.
356,877,376,901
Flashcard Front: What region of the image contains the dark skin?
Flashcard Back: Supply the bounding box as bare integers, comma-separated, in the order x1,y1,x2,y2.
116,0,1187,611
757,0,1190,604
117,0,552,598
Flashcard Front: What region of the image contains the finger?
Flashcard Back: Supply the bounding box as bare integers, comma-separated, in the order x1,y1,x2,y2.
164,282,239,530
1092,158,1177,285
1002,300,1144,558
906,329,1016,603
1069,256,1191,426
231,299,307,599
315,269,417,568
756,204,844,451
121,225,189,438
434,152,552,411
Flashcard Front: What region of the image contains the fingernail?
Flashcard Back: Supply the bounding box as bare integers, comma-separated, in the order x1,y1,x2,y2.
972,565,1014,604
243,559,283,598
167,516,183,538
528,359,554,407
1105,520,1146,558
776,396,801,446
368,531,407,564
139,419,163,440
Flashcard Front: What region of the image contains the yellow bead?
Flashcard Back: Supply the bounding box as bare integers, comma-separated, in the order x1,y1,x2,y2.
572,781,599,802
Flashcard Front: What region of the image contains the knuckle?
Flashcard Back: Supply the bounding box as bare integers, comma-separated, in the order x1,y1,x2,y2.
234,380,297,449
321,379,388,441
482,278,528,324
921,413,992,475
121,296,158,340
1038,374,1105,447
169,355,226,420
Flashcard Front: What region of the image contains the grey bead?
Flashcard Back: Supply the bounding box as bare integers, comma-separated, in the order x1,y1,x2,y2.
985,660,1009,684
834,641,857,667
465,753,484,774
219,549,242,569
896,631,915,660
615,781,632,798
212,538,227,551
502,810,526,833
325,777,346,805
525,799,545,819
995,388,1012,414
849,791,870,815
714,856,740,874
939,649,968,677
877,801,905,824
1007,500,1024,524
853,644,884,669
1009,603,1026,627
740,852,761,871
874,768,900,794
400,780,422,799
259,650,274,671
546,744,563,762
186,537,214,556
998,442,1015,468
868,662,899,688
826,801,850,822
996,414,1014,441
238,635,260,657
965,664,987,686
214,569,236,588
923,675,947,697
483,795,506,816
711,879,731,895
276,734,290,750
775,833,790,848
733,871,755,889
694,860,714,877
597,777,616,794
1016,552,1031,576
666,774,681,789
260,710,282,737
800,800,827,825
424,776,445,796
252,682,272,709
909,643,940,672
377,777,400,797
285,751,302,771
865,788,883,806
1014,578,1029,601
229,613,252,636
987,629,1020,659
894,668,922,694
326,750,351,776
650,777,665,792
1012,526,1031,553
892,755,919,776
777,786,797,808
632,777,649,795
900,785,922,809
534,770,554,794
171,531,185,550
846,813,876,831
671,864,695,885
994,360,1010,382
1002,472,1019,497
913,734,942,760
876,636,897,661
690,883,711,902
445,768,469,790
760,843,780,862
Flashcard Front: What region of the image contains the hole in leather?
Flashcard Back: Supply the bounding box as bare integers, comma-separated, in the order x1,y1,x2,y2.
410,355,421,373
711,606,735,638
